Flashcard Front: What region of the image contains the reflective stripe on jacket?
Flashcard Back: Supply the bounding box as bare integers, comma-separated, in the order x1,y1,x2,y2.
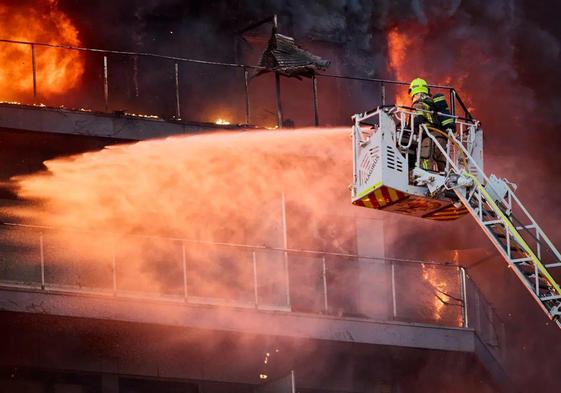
433,93,455,130
412,93,436,126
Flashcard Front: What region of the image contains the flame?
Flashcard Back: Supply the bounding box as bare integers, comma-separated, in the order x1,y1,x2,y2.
421,263,462,326
215,118,231,125
386,25,476,115
0,0,85,101
421,264,448,321
387,26,411,106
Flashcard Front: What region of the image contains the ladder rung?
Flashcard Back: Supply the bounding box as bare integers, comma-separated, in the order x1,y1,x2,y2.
540,295,561,302
512,257,532,264
523,275,551,290
448,144,561,329
483,219,503,226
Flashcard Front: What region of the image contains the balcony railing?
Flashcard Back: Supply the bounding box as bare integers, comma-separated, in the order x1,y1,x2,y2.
0,222,504,356
0,38,472,128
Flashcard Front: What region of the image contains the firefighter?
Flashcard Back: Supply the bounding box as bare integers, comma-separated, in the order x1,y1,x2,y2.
433,93,455,131
408,78,449,173
408,77,435,128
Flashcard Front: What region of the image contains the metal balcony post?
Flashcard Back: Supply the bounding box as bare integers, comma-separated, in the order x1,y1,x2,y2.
321,255,328,312
450,89,456,117
381,81,386,105
243,67,251,125
103,55,109,112
391,261,397,319
182,242,188,301
111,239,117,296
174,62,181,119
460,266,469,328
31,44,37,103
252,250,259,307
312,74,319,126
281,192,291,307
39,232,45,290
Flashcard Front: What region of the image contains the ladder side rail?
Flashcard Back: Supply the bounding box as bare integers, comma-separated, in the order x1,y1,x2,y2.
467,175,561,296
506,206,560,265
449,129,560,263
424,128,561,296
457,184,559,312
459,187,561,330
453,188,558,321
447,131,493,185
506,188,561,264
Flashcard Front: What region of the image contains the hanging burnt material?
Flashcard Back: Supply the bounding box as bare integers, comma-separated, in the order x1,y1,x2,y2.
257,32,330,79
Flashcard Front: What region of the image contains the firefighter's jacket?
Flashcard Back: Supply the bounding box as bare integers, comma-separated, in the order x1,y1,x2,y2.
433,93,455,130
411,93,436,127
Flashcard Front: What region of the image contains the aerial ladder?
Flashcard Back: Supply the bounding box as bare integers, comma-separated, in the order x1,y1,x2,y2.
351,105,561,328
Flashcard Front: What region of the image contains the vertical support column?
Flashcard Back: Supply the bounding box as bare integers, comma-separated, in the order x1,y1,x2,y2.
312,74,319,126
31,44,37,103
391,262,397,319
290,370,296,393
415,123,423,169
112,239,117,296
380,82,386,106
275,72,284,128
39,232,45,290
243,67,251,125
182,242,188,301
321,255,328,313
252,250,259,307
459,266,469,328
103,55,109,112
281,192,290,307
450,89,456,118
174,62,181,119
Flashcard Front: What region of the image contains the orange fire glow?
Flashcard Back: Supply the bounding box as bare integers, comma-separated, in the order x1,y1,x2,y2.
422,264,447,320
421,263,462,327
0,0,85,101
215,118,231,125
387,26,410,106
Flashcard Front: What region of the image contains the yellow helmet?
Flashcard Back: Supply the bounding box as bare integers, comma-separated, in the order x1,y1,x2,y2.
409,77,429,97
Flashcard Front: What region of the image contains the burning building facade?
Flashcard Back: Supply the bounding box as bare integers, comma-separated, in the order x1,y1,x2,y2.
0,0,559,392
